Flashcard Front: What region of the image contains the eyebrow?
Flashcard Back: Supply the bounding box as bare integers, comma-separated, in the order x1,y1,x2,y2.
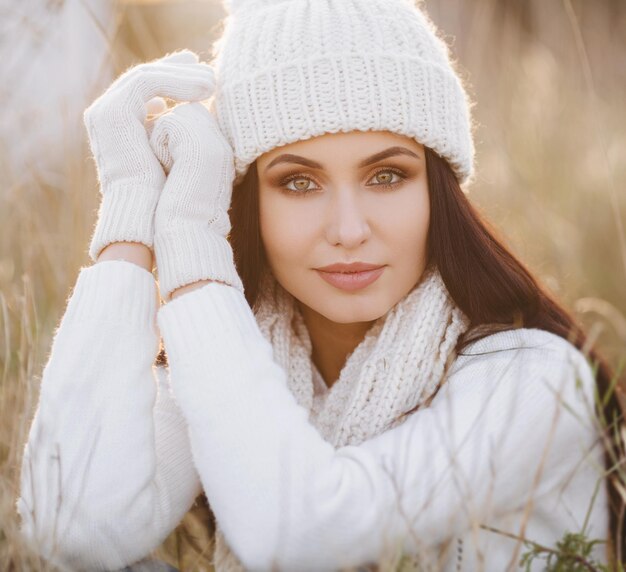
263,146,421,174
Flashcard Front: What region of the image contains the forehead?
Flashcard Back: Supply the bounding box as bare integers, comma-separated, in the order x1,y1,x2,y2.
256,130,423,168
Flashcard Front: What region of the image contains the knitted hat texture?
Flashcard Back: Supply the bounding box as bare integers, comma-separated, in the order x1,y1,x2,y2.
209,0,476,186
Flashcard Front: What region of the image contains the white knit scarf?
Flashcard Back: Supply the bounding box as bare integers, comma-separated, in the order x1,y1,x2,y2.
212,264,470,571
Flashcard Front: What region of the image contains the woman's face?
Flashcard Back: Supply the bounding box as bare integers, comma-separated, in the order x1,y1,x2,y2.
256,130,430,325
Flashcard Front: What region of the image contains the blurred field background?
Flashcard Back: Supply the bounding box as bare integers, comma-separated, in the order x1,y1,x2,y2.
1,0,625,569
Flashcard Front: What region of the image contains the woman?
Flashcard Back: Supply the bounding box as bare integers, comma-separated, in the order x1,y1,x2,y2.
16,0,624,570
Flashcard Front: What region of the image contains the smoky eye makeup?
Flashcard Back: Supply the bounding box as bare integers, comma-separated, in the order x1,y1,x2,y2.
271,165,414,197
266,159,419,189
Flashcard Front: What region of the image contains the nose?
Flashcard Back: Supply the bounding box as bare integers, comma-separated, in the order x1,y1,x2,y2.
325,187,372,248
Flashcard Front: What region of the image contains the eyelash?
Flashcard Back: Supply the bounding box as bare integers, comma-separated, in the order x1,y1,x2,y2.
278,167,408,196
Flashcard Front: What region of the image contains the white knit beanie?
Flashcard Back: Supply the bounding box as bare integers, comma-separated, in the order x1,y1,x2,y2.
208,0,476,186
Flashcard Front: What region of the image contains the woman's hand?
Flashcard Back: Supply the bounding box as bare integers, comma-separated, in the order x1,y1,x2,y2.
149,101,244,302
84,50,216,263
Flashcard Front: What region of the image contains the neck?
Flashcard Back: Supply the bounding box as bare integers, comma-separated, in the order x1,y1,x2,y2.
297,301,377,389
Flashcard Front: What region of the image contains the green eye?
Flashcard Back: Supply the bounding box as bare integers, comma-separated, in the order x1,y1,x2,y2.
368,168,406,188
279,167,407,196
285,176,319,194
277,174,321,196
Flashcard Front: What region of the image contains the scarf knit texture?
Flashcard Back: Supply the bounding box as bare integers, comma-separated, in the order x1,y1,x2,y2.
212,264,470,570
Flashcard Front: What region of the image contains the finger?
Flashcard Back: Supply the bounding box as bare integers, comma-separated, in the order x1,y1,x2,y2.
149,115,175,174
165,102,234,163
85,65,215,154
93,51,201,106
116,62,215,103
146,96,168,116
134,64,216,105
112,60,214,100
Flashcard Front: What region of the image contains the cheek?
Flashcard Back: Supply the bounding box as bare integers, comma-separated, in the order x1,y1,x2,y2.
259,192,315,265
380,187,430,253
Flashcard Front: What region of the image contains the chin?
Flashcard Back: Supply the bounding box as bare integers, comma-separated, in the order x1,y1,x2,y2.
308,296,390,324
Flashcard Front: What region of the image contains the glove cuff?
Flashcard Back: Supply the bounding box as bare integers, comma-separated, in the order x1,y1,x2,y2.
154,225,244,301
88,184,161,261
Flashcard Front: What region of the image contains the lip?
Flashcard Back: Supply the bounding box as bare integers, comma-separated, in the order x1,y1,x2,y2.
315,264,386,292
316,261,384,273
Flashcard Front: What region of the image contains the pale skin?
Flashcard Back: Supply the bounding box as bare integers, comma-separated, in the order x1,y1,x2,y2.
98,130,430,390
96,243,201,298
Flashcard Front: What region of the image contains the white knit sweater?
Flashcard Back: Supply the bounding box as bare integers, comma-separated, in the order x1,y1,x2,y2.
16,260,610,571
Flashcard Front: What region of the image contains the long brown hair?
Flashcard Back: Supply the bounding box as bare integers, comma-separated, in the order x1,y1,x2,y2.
156,145,626,567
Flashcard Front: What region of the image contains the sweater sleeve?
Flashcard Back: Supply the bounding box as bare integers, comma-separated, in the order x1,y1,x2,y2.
157,281,603,571
16,260,202,572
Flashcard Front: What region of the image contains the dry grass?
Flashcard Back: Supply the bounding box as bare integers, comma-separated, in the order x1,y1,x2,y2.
1,0,625,570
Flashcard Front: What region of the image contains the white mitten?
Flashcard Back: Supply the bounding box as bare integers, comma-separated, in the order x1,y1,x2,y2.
149,101,243,301
84,50,216,262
